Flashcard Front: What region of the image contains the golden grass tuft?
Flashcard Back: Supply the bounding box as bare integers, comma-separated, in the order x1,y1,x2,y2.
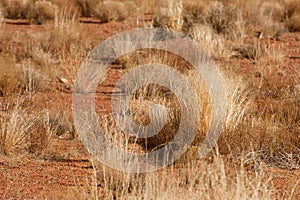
283,0,300,27
28,0,58,24
0,55,49,95
153,0,184,31
87,151,276,199
0,104,50,156
0,98,73,156
92,1,136,22
218,63,300,155
0,0,31,19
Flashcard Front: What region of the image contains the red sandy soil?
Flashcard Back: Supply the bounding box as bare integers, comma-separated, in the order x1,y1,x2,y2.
0,17,299,199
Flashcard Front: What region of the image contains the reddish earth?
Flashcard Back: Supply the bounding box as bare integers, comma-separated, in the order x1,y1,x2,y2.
0,17,299,199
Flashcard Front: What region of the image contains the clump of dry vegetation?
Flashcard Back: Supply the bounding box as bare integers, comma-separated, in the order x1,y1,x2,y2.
0,56,49,95
0,0,299,199
0,104,49,156
62,151,278,200
0,0,137,24
283,0,300,32
0,0,31,19
28,0,58,24
0,98,74,156
92,1,137,22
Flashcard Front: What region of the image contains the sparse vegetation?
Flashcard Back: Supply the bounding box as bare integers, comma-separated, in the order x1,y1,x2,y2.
0,102,52,156
0,0,299,199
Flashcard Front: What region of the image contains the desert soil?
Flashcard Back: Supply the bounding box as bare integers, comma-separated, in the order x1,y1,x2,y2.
0,17,299,199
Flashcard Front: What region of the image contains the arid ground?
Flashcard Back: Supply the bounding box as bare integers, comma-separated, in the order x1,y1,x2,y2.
0,0,299,199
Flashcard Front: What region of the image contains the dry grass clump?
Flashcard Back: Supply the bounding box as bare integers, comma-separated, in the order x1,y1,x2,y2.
0,0,74,24
28,0,58,24
74,0,100,17
232,42,267,60
104,43,296,158
153,0,291,40
109,49,210,151
92,1,137,22
28,111,74,155
0,98,73,156
219,63,300,156
205,1,237,35
0,20,99,84
0,55,49,95
232,40,284,66
283,0,300,32
0,0,31,19
285,13,300,32
153,0,184,31
246,149,300,170
0,56,23,96
0,103,54,156
74,0,136,22
84,152,275,199
0,30,35,61
190,24,228,59
0,105,32,155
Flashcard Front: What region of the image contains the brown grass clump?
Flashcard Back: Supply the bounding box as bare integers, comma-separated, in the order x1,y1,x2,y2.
0,105,32,155
0,55,49,95
0,103,51,156
89,152,275,199
0,56,22,96
74,0,136,22
0,98,73,156
28,0,58,24
285,13,300,32
153,0,184,31
218,63,300,156
232,42,267,60
0,0,31,19
232,40,284,66
190,24,228,59
28,111,74,155
92,1,136,22
283,0,300,32
99,49,212,153
204,1,237,35
74,0,100,17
